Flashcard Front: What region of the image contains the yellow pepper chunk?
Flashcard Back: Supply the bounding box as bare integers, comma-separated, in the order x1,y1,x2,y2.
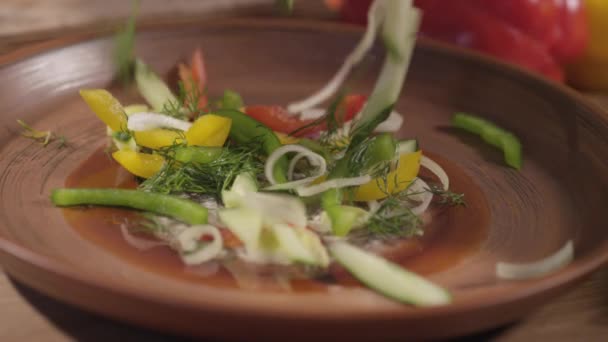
134,129,184,149
353,150,422,201
79,89,127,132
185,114,232,147
112,150,164,179
275,131,300,145
124,104,149,116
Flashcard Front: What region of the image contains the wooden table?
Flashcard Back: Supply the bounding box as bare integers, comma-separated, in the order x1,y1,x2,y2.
1,1,607,341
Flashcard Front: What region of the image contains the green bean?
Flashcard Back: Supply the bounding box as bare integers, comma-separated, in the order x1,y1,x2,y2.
452,112,522,170
51,188,208,224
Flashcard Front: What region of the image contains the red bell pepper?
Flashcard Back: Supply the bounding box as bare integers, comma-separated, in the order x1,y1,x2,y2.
244,94,366,136
329,0,588,82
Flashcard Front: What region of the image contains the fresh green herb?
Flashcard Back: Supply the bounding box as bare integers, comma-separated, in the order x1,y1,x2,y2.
425,184,466,206
161,80,209,120
140,143,264,196
17,119,67,148
366,196,422,239
114,0,139,83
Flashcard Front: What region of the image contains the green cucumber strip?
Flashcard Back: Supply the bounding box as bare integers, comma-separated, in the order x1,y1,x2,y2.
330,242,451,306
219,207,263,252
221,172,258,208
135,59,179,112
272,224,317,265
350,4,421,144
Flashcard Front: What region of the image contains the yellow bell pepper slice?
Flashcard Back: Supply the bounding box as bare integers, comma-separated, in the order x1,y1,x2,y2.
185,114,232,147
353,150,422,201
79,89,127,132
133,129,184,149
124,104,149,116
275,131,300,145
112,150,164,179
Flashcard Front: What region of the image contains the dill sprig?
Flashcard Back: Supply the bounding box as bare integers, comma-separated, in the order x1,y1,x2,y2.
425,184,466,206
17,119,67,148
139,143,264,196
161,80,210,120
366,197,422,238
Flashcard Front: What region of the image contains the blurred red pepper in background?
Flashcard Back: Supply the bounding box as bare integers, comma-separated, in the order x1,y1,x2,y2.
327,0,588,82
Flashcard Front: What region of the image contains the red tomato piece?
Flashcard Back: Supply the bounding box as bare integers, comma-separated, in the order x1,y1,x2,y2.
244,94,367,136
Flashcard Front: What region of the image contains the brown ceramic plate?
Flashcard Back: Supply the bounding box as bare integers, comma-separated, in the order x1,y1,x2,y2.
0,18,607,341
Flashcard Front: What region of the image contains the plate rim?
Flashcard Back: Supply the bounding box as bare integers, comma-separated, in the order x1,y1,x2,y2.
1,17,607,322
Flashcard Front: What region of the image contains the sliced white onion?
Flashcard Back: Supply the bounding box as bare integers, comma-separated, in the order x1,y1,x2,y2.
496,241,574,280
296,175,372,197
127,112,192,131
374,110,403,132
120,224,166,251
286,0,386,114
177,225,224,265
408,178,433,215
299,107,327,120
421,155,449,191
264,145,327,190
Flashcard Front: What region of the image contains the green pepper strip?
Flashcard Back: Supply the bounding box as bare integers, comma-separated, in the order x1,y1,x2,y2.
214,109,288,183
452,112,522,170
321,133,397,235
51,188,208,225
174,146,224,164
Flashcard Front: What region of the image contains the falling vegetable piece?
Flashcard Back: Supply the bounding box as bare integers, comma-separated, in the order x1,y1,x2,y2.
135,59,179,113
133,129,184,149
185,114,232,147
112,150,164,178
354,150,422,201
79,89,128,132
51,188,208,225
217,89,244,110
452,112,522,170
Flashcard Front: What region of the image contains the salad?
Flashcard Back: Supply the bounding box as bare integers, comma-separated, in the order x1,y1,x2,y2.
45,0,572,307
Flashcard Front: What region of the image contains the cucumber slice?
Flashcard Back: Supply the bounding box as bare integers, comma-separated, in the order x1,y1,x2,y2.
295,227,330,267
396,139,418,155
272,224,317,265
218,207,263,253
221,172,258,208
330,242,451,306
135,59,179,113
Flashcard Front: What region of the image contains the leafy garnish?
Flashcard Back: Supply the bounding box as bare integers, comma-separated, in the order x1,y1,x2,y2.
114,0,139,83
140,143,264,196
426,184,466,206
161,81,209,120
17,120,67,148
366,196,422,239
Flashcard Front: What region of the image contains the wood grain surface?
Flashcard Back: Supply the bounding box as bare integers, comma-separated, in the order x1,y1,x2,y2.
0,1,607,341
